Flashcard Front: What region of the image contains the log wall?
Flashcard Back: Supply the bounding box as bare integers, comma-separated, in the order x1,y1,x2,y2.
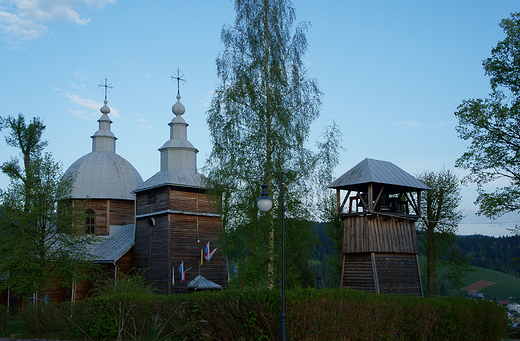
341,253,422,296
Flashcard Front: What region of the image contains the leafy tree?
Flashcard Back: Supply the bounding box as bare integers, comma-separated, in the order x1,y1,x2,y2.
205,0,341,289
0,114,96,298
455,12,520,221
416,169,472,297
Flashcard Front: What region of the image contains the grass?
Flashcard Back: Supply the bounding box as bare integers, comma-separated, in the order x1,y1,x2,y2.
1,315,25,338
460,266,520,301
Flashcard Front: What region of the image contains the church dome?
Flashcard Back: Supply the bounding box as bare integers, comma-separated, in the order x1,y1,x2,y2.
64,88,143,200
65,151,143,200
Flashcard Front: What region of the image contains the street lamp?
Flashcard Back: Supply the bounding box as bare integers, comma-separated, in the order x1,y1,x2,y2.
256,171,286,341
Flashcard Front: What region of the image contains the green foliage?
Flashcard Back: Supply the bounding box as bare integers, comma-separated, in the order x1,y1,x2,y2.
92,270,156,299
19,289,509,340
21,302,74,336
415,169,472,297
0,114,98,297
455,12,520,220
206,0,342,290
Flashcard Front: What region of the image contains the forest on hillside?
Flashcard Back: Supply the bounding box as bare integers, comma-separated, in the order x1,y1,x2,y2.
457,234,520,276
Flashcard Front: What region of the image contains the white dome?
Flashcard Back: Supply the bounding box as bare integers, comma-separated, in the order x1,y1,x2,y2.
65,151,143,200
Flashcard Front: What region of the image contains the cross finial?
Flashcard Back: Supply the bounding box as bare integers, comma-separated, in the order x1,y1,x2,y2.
170,68,186,95
98,78,113,101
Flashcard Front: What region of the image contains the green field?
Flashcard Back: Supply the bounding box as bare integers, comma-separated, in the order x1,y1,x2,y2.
459,267,520,301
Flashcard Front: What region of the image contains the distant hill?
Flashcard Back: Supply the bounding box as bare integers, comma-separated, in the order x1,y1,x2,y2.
456,234,520,276
460,266,520,301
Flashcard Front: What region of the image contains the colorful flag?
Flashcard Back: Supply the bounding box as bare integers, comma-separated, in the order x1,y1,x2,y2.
207,247,217,261
203,242,210,261
200,248,203,266
204,241,218,261
172,266,175,286
178,261,186,282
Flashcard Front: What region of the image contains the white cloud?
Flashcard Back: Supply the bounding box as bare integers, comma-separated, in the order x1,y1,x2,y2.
0,0,115,42
73,70,89,80
67,93,120,118
133,113,155,131
70,82,86,91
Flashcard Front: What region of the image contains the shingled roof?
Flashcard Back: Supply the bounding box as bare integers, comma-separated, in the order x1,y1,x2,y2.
89,224,135,263
328,158,429,193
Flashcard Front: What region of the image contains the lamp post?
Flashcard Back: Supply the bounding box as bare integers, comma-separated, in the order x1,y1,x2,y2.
256,171,286,341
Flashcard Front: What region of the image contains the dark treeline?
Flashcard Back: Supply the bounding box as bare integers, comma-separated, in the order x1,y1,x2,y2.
456,234,520,276
414,233,520,276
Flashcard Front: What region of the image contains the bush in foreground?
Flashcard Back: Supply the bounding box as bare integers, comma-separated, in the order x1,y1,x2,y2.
21,288,508,340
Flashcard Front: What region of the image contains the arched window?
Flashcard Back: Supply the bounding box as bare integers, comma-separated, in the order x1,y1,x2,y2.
147,217,156,227
86,209,95,234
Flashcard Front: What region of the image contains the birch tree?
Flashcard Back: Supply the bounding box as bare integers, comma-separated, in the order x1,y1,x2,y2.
206,0,341,289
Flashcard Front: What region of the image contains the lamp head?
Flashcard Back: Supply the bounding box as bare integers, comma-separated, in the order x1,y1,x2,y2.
257,183,273,212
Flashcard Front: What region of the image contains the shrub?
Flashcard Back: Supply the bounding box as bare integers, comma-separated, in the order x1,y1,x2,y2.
21,302,73,336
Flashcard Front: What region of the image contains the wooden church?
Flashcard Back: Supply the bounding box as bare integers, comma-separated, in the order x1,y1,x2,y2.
328,158,429,296
0,78,228,307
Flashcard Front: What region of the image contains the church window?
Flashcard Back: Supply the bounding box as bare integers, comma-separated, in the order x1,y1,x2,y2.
147,218,156,227
86,209,95,234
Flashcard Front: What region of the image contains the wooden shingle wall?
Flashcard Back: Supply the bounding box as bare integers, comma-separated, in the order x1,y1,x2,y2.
134,186,227,294
75,199,135,235
341,215,423,296
133,214,170,294
343,216,418,254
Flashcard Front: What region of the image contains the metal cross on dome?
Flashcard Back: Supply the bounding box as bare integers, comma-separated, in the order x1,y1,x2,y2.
170,68,186,94
98,78,113,100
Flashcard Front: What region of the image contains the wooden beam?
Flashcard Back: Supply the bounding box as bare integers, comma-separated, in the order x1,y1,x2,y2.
406,192,419,215
416,254,424,297
417,191,422,216
336,189,341,217
371,252,380,294
340,253,347,289
373,186,385,211
338,190,351,216
356,188,368,212
368,184,374,212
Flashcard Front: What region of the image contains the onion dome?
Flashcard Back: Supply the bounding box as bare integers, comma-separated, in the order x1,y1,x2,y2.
134,90,202,192
65,96,143,200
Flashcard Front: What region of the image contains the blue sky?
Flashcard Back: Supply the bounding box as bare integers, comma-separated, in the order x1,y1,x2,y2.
0,0,518,236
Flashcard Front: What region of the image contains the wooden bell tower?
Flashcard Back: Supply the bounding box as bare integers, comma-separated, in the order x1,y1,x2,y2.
328,158,429,296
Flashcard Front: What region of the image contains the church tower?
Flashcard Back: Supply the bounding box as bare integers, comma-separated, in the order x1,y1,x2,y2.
133,77,226,294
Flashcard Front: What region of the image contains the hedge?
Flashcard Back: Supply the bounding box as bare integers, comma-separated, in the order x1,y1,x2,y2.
21,288,509,340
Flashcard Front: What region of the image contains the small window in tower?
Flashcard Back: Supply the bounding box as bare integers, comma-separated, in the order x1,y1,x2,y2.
147,218,156,227
86,209,95,234
148,193,156,204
